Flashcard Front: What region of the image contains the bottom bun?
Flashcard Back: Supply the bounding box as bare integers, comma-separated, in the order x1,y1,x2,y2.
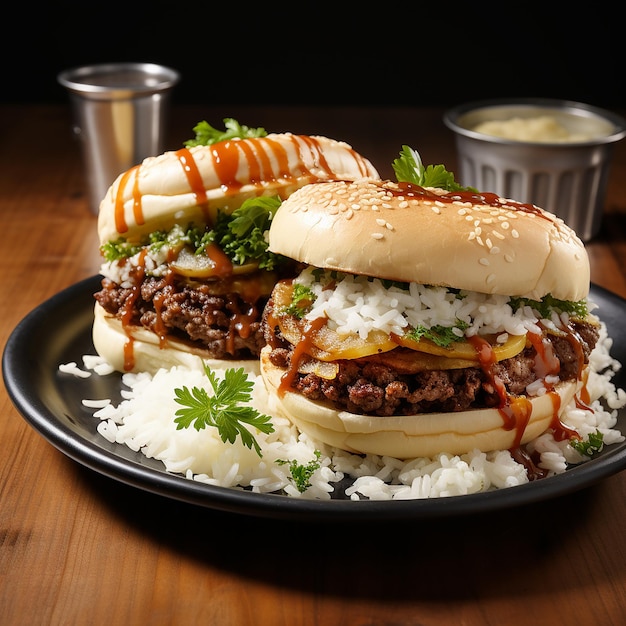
260,346,581,459
93,303,260,376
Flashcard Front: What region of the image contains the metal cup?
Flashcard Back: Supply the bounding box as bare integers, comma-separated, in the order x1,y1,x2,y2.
443,99,626,242
58,62,180,214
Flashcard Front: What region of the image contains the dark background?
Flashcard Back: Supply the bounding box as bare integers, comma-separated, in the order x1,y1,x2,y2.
4,2,623,111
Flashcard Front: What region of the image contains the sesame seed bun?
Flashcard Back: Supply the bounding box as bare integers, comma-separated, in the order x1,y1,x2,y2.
97,134,380,245
267,179,589,301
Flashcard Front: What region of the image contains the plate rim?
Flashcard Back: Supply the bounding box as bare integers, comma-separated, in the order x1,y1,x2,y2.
3,275,626,521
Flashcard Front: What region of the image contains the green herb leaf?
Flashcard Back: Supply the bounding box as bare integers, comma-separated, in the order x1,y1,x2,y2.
406,321,469,347
392,145,474,192
509,295,589,319
100,238,142,261
174,363,274,457
203,196,285,269
282,283,316,319
277,450,322,493
184,118,268,147
570,430,604,457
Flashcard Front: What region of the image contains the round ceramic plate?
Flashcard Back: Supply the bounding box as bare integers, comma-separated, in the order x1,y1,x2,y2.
3,275,626,521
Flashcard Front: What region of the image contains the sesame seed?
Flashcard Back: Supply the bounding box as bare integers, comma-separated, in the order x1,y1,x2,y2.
490,246,500,255
504,253,514,262
486,273,496,283
511,229,520,238
376,218,386,226
493,230,505,240
479,258,490,266
371,232,384,240
431,206,441,214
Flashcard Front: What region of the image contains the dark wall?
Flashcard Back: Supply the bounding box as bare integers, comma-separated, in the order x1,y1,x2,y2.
6,2,624,110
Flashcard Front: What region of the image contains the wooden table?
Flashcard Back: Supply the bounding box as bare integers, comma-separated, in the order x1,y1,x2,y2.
2,103,625,626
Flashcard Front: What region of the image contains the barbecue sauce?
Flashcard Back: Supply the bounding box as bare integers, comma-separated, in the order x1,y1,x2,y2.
277,316,328,396
384,182,556,224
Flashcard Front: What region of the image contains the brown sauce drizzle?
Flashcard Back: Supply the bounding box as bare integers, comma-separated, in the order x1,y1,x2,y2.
462,327,591,474
119,249,148,371
175,147,210,220
237,139,263,184
209,140,242,195
204,243,234,278
113,135,375,237
467,335,534,444
131,166,144,227
278,316,328,395
293,135,330,176
386,182,556,223
263,136,292,179
114,165,141,233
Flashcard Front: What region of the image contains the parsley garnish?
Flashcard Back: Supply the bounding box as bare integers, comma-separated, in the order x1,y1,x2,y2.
570,430,604,458
406,321,469,347
101,197,287,269
203,196,285,270
173,363,274,457
392,145,475,192
510,295,588,319
283,283,316,319
100,238,142,262
184,118,267,147
277,450,322,493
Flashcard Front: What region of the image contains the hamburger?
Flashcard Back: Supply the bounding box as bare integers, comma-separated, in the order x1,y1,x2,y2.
93,119,380,373
260,147,600,460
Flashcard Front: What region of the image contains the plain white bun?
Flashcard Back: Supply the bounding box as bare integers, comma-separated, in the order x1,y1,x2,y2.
93,303,260,376
260,346,581,459
268,179,590,301
98,133,380,245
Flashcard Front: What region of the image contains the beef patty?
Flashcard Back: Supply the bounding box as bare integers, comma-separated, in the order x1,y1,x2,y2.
263,317,600,417
95,275,268,360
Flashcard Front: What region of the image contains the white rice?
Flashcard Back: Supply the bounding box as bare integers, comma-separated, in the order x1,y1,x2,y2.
295,267,560,340
62,320,625,500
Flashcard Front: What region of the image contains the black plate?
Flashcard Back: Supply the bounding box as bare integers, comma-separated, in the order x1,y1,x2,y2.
3,276,626,521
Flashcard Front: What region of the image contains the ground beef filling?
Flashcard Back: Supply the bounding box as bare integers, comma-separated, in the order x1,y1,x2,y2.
264,320,600,417
95,276,268,360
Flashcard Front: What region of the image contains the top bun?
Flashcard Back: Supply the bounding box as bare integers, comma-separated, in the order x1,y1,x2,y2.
268,179,590,301
97,133,379,245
